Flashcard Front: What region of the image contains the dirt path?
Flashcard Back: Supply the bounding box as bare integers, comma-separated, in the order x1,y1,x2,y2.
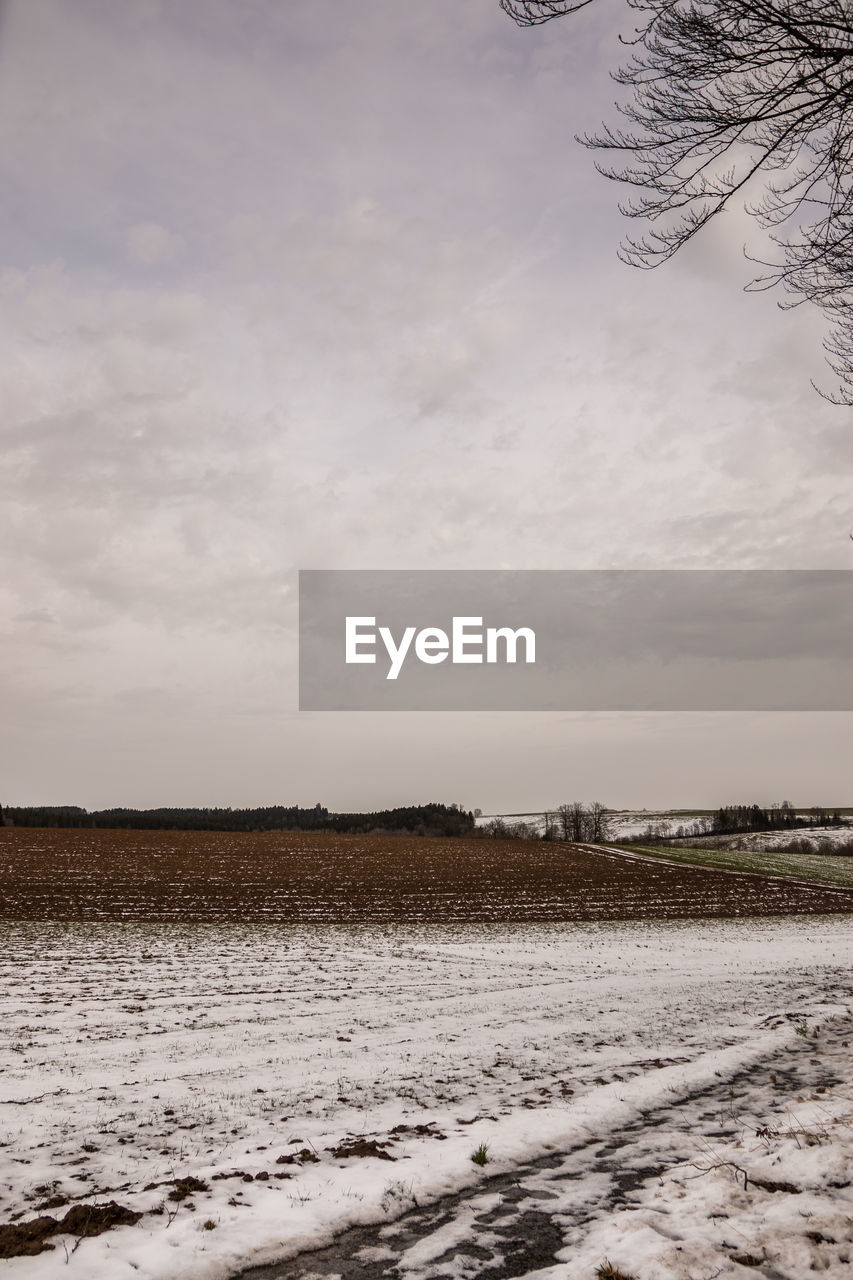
235,1013,853,1280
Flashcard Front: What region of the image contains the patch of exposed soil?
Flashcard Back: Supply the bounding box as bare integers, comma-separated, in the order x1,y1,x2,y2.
0,1201,141,1258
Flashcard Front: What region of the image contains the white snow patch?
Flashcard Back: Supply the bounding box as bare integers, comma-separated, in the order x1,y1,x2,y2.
1,917,852,1279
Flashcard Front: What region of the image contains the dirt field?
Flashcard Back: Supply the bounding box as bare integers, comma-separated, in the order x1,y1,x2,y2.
1,827,851,921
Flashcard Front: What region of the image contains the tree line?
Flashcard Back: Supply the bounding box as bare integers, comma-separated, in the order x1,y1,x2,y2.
711,802,843,836
0,802,475,839
622,801,847,845
480,800,850,845
480,801,611,842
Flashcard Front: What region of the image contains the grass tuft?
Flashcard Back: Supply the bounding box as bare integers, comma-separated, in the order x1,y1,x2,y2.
595,1262,636,1280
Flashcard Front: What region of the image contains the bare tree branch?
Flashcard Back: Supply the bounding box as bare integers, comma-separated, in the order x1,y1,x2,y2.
503,0,853,403
500,1,597,23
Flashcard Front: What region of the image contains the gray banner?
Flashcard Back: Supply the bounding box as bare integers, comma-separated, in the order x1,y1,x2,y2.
298,570,853,710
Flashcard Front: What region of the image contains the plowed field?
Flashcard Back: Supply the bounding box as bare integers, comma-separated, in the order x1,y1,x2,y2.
0,827,850,920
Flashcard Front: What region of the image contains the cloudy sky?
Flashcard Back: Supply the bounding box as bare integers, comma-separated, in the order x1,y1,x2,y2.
2,0,853,813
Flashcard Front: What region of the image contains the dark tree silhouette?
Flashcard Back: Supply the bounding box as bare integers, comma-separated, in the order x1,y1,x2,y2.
2,802,475,837
503,0,596,17
502,1,853,402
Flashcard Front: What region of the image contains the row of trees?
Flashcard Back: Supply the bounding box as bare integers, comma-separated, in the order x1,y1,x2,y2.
1,802,476,839
479,800,850,845
7,797,846,843
623,817,713,844
711,802,844,835
622,801,849,845
479,801,611,842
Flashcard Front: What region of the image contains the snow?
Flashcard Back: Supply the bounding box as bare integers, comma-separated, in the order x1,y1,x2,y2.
701,824,853,851
378,1008,853,1280
475,812,853,846
474,813,708,839
540,1012,853,1279
1,917,852,1279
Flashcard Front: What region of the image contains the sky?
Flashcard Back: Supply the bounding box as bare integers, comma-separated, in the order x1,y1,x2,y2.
2,0,853,813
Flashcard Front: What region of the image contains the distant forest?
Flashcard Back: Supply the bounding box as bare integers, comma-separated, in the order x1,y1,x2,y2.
2,799,846,842
0,801,475,838
711,803,843,835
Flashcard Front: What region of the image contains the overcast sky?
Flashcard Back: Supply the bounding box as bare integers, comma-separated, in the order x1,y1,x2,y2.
2,0,853,813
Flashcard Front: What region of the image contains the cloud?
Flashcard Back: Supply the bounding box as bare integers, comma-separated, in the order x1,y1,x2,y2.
1,0,851,806
126,221,185,266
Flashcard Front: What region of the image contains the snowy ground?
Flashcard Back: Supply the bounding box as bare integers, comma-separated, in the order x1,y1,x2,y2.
1,917,853,1279
474,814,714,840
476,813,853,845
693,825,853,852
245,1008,853,1280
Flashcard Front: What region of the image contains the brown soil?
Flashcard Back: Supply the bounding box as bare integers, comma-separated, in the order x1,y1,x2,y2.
0,1201,141,1258
327,1137,396,1160
167,1176,209,1202
0,828,849,922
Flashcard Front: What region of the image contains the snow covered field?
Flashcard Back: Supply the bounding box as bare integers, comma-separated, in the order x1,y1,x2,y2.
476,812,853,846
475,813,711,840
694,825,853,852
2,917,853,1279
